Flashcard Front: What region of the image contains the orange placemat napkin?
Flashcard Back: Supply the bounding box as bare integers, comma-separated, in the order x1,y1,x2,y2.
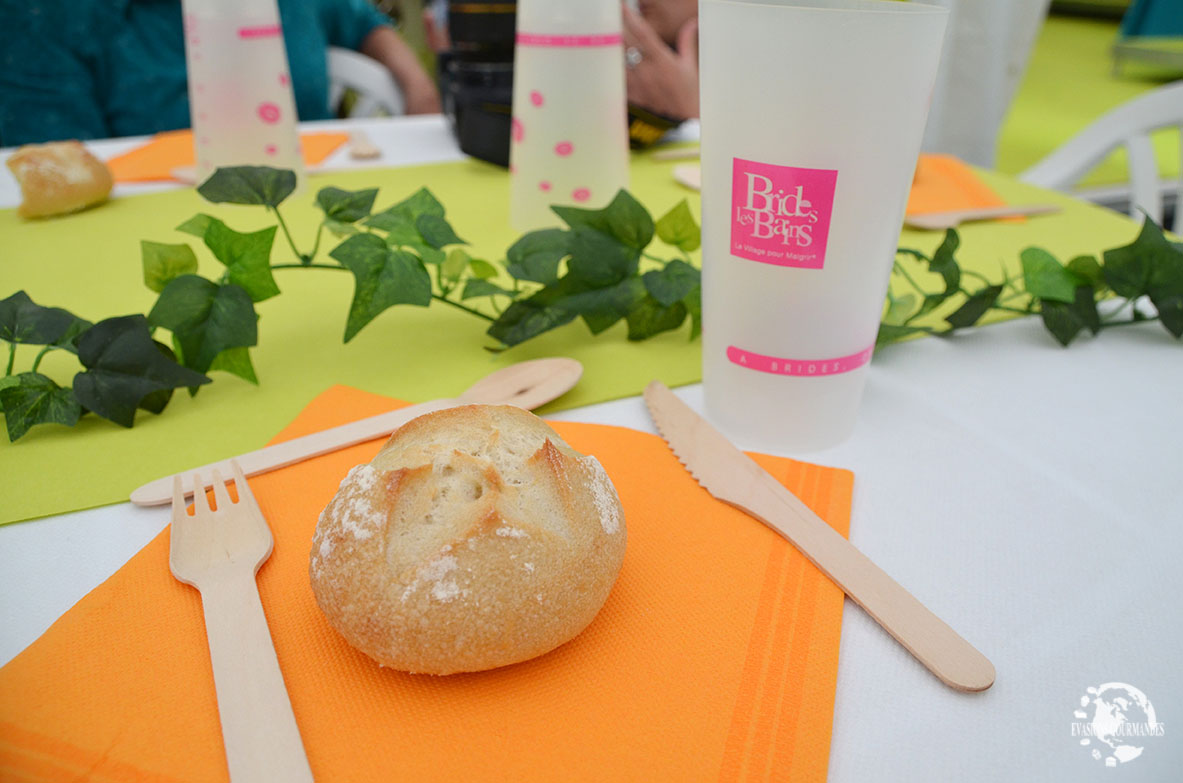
0,386,852,783
105,129,349,183
907,153,1016,218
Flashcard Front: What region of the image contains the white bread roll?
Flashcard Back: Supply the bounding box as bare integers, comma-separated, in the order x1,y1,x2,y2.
310,404,626,674
6,141,113,218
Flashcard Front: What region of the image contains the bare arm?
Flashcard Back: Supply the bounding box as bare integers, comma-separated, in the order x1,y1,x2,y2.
359,26,442,115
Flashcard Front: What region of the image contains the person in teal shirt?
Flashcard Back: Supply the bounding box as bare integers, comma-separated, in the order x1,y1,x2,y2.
0,0,441,146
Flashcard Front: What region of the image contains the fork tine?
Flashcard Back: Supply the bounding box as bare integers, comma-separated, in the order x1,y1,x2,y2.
229,460,257,507
171,475,186,519
210,467,233,511
192,472,212,519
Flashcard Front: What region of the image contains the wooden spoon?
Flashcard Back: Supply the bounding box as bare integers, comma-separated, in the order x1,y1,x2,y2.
347,130,381,160
672,163,702,191
129,357,584,506
904,203,1061,230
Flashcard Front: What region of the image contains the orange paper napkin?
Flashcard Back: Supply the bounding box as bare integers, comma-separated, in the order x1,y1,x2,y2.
907,153,1015,218
105,129,349,183
0,386,852,783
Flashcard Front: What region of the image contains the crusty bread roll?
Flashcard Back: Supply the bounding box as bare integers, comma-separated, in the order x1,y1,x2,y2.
310,404,626,674
6,141,114,219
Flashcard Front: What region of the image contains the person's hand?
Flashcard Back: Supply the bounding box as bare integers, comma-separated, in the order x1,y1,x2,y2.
622,4,699,121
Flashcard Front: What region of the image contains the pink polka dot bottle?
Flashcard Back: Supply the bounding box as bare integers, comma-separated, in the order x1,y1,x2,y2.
181,0,305,188
508,0,629,231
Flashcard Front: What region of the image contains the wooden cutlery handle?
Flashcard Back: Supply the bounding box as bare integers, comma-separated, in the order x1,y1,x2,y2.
199,570,314,782
741,471,995,692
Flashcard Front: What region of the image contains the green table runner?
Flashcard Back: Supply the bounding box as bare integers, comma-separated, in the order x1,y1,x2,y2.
1,152,1140,524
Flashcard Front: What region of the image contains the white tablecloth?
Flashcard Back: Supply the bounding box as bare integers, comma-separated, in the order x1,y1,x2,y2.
2,116,1179,782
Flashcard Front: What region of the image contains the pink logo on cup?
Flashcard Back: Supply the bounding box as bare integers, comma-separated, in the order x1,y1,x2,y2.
730,158,837,269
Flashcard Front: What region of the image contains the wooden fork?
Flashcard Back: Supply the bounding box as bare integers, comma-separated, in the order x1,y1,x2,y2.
170,461,314,782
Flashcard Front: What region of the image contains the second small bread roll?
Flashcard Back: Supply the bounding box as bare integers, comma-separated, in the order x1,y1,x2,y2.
310,405,626,674
6,141,114,218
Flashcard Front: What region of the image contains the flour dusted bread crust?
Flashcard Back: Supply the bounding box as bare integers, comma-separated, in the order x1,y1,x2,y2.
310,405,626,674
6,141,113,218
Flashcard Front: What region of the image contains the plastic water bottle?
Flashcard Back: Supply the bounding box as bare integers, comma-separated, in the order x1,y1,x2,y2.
508,0,629,231
181,0,305,187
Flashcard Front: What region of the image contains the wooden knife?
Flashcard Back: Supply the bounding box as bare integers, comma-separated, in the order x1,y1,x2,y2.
643,380,995,693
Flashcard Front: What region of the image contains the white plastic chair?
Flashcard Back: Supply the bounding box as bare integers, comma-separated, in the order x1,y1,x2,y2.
327,46,406,118
1018,80,1183,233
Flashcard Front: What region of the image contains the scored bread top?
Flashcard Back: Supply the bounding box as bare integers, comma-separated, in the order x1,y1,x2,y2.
309,404,626,674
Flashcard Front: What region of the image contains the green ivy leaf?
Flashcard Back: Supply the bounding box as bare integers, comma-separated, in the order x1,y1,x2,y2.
141,241,199,293
1148,257,1183,338
1100,220,1165,298
393,187,446,220
461,279,516,300
882,291,917,326
625,296,688,341
72,315,210,427
1110,219,1183,337
1021,247,1082,304
1074,284,1102,335
176,213,215,238
147,276,259,374
505,229,569,285
1039,285,1099,346
468,258,499,279
570,278,646,334
928,230,962,295
684,286,702,341
366,188,446,232
209,346,259,385
487,290,579,347
409,242,446,266
316,186,378,223
441,248,470,286
196,166,296,207
416,214,466,249
945,285,1003,329
330,233,433,341
136,341,185,414
485,275,620,346
552,190,655,250
1067,255,1105,292
202,219,280,302
566,225,640,287
915,292,953,319
324,218,361,238
1041,298,1083,347
370,211,422,245
0,372,82,441
0,291,91,347
642,259,700,306
655,199,701,252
